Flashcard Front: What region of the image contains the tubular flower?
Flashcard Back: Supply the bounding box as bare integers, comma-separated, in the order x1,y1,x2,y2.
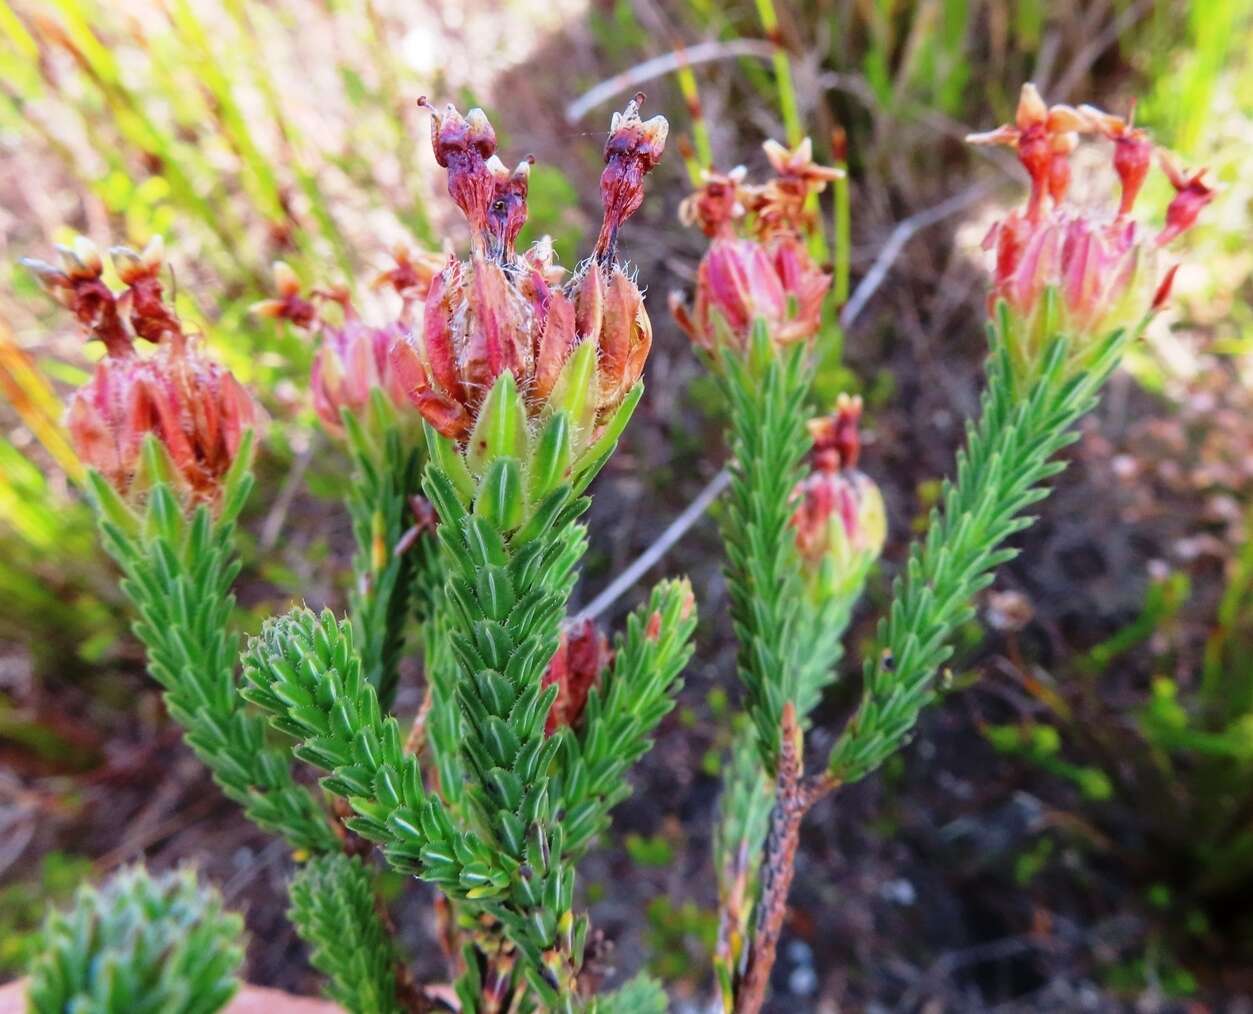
790,395,886,601
671,139,836,355
25,237,259,504
395,95,666,497
253,259,430,435
966,82,1088,220
541,618,613,735
969,87,1215,385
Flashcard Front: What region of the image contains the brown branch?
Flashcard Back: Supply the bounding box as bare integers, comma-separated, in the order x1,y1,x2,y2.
733,703,838,1014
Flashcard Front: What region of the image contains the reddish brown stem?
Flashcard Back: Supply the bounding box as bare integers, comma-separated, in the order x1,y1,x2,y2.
733,703,838,1014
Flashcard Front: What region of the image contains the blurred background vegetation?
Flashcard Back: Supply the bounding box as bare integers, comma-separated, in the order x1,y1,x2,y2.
1,0,1252,1008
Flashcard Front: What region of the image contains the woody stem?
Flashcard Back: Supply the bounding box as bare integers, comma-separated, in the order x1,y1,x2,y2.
733,703,838,1014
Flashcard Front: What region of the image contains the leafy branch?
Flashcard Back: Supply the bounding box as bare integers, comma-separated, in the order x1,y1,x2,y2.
27,866,243,1014
554,577,698,859
829,316,1135,782
717,328,817,773
288,852,407,1013
88,436,339,855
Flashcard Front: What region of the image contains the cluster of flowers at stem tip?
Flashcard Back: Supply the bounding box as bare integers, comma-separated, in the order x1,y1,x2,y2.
670,137,842,355
251,251,443,436
255,94,668,472
967,82,1215,381
23,236,259,505
790,394,886,600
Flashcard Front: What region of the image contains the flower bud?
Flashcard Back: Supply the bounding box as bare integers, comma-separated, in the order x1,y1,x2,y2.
790,396,886,601
542,618,613,735
311,318,412,434
28,237,261,505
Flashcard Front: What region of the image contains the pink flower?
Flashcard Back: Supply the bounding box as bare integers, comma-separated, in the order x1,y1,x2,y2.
28,236,260,504
310,317,412,434
790,396,886,598
672,137,835,354
969,85,1215,377
254,261,430,435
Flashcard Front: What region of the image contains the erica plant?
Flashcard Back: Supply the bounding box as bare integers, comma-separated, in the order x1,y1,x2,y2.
670,82,1213,1013
21,79,1212,1013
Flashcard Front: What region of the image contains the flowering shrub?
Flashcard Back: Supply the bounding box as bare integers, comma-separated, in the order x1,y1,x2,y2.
20,79,1212,1013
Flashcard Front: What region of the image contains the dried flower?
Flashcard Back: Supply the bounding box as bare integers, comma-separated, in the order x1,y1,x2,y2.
790,395,886,600
400,97,665,471
542,619,613,735
420,98,499,246
28,236,260,503
749,137,844,240
970,86,1215,383
671,139,834,354
372,243,446,308
594,93,669,261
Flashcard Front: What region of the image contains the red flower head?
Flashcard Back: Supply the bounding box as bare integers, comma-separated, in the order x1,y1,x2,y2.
542,618,613,735
672,138,836,355
790,395,886,599
969,86,1215,383
396,97,666,465
26,236,260,504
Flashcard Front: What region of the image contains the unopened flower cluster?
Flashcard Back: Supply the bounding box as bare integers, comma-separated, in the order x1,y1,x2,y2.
790,395,886,599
